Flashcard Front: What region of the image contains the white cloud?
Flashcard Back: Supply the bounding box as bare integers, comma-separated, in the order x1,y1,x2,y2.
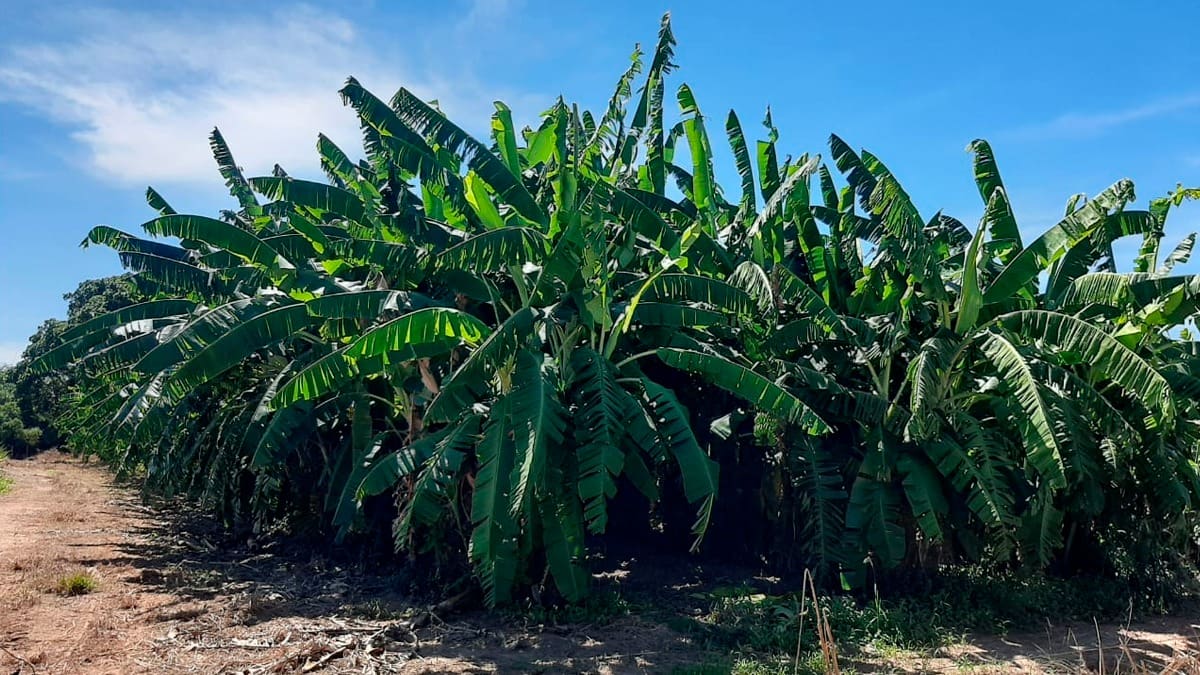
1007,93,1200,141
0,341,27,367
0,3,546,188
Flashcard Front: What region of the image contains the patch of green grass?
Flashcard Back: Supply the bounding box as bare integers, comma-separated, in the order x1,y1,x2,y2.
55,571,99,596
676,587,874,655
665,567,1198,675
673,654,848,675
507,589,632,625
884,568,1191,635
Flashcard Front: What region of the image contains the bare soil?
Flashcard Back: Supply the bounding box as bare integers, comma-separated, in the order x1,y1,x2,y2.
0,451,1198,674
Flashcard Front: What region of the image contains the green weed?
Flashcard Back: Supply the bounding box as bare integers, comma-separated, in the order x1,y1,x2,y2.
669,567,1192,673
673,654,849,675
55,571,99,596
507,589,632,625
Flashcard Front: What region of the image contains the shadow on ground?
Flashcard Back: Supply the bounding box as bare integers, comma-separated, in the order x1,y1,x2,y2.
10,451,1190,674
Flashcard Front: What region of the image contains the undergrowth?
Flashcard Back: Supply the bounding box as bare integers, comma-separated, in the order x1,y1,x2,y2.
0,449,12,495
505,589,633,626
669,567,1199,673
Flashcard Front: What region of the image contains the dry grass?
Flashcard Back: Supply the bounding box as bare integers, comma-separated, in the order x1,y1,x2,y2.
876,611,1200,674
2,586,42,611
1104,623,1200,675
47,507,88,523
229,589,289,625
10,555,39,572
86,614,118,637
9,554,102,598
154,605,207,622
793,568,842,675
1029,615,1200,674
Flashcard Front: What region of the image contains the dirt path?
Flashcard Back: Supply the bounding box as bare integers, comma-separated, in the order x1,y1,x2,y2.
0,451,178,673
0,452,704,674
1,452,1198,674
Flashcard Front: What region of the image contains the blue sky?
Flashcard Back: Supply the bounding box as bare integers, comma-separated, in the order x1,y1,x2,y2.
2,0,1199,363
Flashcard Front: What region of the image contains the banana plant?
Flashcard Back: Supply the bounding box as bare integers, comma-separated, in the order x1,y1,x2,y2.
36,14,1200,607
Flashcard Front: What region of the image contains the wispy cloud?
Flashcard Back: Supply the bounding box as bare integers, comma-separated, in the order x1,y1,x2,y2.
1006,93,1200,141
0,3,545,188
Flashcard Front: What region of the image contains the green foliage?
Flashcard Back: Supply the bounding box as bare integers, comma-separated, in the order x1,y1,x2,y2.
7,276,145,450
672,658,797,675
0,376,24,447
677,570,1192,669
55,571,99,596
506,589,632,626
36,14,1200,609
0,448,11,496
0,372,41,456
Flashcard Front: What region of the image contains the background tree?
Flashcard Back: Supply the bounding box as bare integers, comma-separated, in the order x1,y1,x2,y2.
10,275,143,449
0,368,41,455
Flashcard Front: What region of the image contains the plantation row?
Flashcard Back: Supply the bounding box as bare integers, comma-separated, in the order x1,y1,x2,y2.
33,16,1200,606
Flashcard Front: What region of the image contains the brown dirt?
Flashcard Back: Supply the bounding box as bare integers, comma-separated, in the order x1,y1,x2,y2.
0,451,178,674
1,451,1198,674
0,452,707,674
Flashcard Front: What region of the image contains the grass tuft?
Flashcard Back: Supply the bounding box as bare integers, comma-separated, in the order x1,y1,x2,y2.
55,571,99,596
